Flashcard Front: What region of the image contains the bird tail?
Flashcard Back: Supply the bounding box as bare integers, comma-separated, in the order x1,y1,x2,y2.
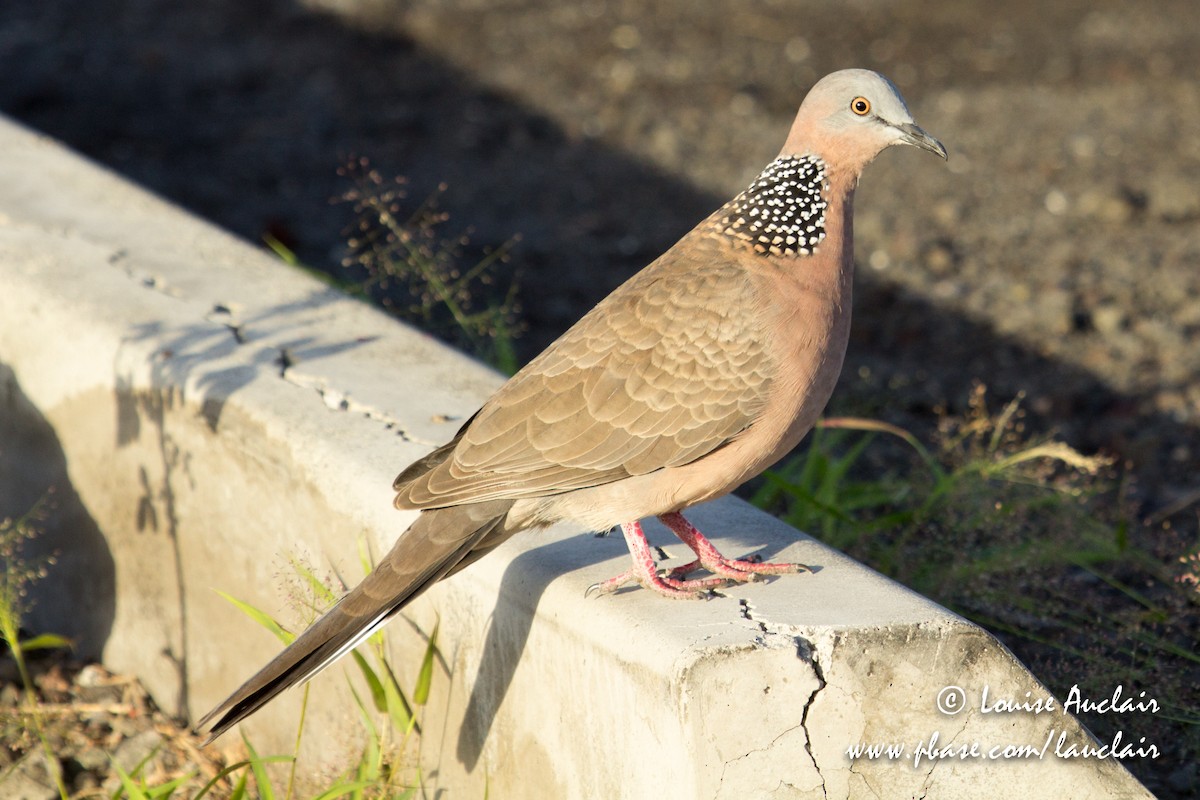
197,500,513,743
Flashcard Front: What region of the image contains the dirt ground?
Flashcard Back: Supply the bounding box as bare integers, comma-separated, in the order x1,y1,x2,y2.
1,0,1198,796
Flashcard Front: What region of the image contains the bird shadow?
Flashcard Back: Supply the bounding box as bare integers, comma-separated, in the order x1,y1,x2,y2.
453,525,817,769
454,533,611,769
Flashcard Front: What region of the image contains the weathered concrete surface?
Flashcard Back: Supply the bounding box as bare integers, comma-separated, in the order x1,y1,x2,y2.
0,115,1151,797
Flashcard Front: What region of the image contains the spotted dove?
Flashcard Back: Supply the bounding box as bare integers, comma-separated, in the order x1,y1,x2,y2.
199,68,946,740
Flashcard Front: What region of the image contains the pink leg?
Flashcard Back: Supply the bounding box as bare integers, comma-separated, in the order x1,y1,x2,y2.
588,520,729,599
659,512,809,583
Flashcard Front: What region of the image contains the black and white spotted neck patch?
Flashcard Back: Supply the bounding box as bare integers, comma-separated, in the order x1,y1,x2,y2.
719,155,828,257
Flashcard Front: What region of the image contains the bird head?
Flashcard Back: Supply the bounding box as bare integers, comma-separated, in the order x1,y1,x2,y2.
782,69,947,172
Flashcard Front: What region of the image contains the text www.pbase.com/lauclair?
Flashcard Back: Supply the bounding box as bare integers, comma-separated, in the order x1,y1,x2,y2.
846,682,1161,768
846,728,1159,769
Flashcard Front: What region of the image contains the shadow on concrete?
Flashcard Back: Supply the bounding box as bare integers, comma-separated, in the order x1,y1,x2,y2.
454,533,608,769
0,363,117,661
453,523,812,768
118,285,377,432
454,548,551,770
0,279,378,714
110,286,378,715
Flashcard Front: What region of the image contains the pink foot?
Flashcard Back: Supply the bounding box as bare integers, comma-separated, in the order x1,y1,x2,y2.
587,521,725,599
659,512,810,583
588,514,810,599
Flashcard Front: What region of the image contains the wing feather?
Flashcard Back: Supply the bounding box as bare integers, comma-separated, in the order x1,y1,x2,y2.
394,239,776,510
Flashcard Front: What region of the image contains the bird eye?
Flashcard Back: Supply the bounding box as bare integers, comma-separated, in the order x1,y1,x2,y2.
851,97,871,116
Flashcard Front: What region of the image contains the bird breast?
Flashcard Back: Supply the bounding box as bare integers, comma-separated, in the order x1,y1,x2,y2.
515,188,856,533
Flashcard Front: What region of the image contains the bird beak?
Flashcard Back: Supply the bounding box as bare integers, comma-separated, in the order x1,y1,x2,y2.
894,122,948,160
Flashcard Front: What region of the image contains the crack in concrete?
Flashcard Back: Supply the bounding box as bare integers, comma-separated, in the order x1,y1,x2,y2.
120,254,452,469
797,634,829,800
718,724,807,797
916,708,972,798
121,265,448,449
846,761,885,800
203,304,248,345
280,363,443,447
737,597,760,627
738,598,829,799
118,252,188,300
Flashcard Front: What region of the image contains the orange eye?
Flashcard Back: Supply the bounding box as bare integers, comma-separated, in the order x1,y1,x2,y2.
851,96,871,116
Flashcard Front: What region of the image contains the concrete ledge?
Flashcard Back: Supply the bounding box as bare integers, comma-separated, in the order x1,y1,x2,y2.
0,114,1150,798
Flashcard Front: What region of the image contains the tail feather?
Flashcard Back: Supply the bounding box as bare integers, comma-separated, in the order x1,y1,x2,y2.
197,501,512,742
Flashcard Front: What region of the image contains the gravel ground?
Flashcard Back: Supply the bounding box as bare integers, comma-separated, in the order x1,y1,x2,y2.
1,0,1197,796
0,656,229,798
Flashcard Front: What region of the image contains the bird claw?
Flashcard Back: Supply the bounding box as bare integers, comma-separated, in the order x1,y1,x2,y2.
585,580,615,599
591,517,810,600
655,512,810,585
587,568,726,599
668,556,811,583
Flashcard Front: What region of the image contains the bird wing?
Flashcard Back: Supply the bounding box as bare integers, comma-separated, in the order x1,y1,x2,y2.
394,241,775,508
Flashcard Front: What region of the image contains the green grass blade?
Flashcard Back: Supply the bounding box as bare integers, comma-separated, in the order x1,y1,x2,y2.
228,767,250,800
18,633,72,652
110,763,151,800
216,591,295,645
347,683,384,790
263,234,300,266
290,557,339,608
381,655,418,734
351,648,389,714
192,759,261,800
414,621,440,707
243,733,280,800
309,782,380,800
